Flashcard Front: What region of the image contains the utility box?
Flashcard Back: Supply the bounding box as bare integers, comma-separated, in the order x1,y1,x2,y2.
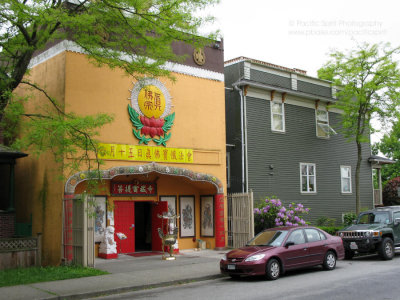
198,239,206,250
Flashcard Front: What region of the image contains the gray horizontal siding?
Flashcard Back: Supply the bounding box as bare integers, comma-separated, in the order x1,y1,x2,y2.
245,96,373,224
250,70,291,89
297,80,332,98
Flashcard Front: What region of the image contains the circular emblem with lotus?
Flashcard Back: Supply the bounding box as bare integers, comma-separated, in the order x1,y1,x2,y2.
129,79,175,146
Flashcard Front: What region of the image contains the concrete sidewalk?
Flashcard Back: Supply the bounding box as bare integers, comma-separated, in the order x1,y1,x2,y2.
0,249,228,300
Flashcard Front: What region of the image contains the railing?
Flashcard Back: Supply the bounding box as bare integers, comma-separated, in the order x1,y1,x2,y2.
0,233,42,270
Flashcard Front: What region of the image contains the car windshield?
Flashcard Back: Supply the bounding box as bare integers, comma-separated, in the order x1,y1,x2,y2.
247,230,288,247
357,211,390,224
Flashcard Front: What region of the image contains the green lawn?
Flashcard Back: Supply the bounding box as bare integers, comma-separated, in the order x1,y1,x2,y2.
0,265,108,287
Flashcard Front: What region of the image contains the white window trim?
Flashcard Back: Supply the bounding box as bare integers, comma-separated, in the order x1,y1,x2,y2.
315,109,336,138
300,163,317,194
340,165,352,194
270,101,285,133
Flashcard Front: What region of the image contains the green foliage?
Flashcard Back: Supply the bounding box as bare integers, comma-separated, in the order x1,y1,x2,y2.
0,0,219,184
0,94,25,145
315,226,342,236
318,43,400,214
382,177,400,206
4,93,114,179
315,216,336,227
374,116,400,185
343,212,358,226
0,265,108,287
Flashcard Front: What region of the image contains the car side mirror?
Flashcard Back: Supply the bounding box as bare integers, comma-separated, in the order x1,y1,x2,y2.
395,218,400,226
285,241,295,248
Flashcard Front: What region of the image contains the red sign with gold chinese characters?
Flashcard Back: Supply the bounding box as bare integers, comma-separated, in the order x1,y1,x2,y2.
111,181,157,196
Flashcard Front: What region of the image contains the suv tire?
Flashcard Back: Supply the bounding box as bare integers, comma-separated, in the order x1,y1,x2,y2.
378,237,394,260
344,250,354,260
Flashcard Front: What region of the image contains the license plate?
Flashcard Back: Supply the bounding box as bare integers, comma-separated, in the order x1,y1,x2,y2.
227,264,236,270
350,242,358,250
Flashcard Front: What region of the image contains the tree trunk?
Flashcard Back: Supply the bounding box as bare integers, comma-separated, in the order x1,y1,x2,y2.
356,141,362,214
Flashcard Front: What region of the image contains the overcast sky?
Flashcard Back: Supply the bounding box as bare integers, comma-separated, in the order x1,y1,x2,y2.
203,0,400,77
200,0,400,143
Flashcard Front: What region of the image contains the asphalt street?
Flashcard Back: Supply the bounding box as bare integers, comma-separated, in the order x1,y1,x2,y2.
88,253,400,300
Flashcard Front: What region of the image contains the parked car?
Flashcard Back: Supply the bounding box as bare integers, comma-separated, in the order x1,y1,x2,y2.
337,206,400,260
220,226,344,280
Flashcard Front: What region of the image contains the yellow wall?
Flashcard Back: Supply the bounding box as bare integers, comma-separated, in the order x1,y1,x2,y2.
64,51,226,252
14,53,66,265
15,48,226,264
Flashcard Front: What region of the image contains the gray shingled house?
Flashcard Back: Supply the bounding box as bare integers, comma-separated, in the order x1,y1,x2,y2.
224,57,376,224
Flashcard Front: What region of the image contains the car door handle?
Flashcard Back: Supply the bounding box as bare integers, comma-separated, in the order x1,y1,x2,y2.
303,248,308,251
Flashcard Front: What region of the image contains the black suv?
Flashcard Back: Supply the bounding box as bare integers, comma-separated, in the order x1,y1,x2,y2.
338,206,400,260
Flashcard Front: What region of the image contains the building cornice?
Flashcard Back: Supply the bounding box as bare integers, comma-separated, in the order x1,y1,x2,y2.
28,40,224,82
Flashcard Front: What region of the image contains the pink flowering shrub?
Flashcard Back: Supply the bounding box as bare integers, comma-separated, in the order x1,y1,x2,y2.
254,197,310,234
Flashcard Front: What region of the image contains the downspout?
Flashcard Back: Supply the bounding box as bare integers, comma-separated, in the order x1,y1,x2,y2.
234,85,247,193
243,89,249,193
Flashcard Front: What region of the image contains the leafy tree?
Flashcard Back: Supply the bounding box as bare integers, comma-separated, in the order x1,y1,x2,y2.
382,177,400,206
318,43,400,214
0,0,219,175
374,116,400,185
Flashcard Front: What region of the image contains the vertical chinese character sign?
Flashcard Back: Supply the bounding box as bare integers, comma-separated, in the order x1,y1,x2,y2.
128,79,175,147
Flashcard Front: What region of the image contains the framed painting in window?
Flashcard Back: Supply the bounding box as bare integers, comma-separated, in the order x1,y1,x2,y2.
94,196,107,242
179,196,195,238
200,196,214,237
160,196,177,217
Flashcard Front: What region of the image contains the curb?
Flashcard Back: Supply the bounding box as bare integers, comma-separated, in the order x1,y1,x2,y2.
48,274,226,300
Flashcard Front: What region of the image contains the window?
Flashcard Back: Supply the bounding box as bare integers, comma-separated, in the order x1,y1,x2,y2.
304,228,326,242
300,163,316,193
316,110,336,138
271,102,285,132
286,230,306,245
340,166,352,193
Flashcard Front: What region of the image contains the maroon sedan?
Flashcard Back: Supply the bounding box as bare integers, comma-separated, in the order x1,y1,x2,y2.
220,226,344,280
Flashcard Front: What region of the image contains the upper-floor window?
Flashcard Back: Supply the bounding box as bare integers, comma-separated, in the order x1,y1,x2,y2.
271,102,285,132
316,110,336,138
300,163,316,193
341,166,352,193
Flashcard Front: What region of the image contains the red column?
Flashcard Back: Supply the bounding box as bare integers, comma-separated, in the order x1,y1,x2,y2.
215,193,225,249
63,194,74,262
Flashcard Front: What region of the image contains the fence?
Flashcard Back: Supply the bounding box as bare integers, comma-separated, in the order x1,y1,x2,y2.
63,195,94,267
227,191,254,249
0,233,42,270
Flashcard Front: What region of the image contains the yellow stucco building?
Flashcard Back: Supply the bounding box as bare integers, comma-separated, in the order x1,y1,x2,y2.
14,40,226,265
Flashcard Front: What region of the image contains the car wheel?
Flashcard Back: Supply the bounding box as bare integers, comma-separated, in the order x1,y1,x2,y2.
323,251,336,270
265,258,280,280
378,237,394,260
344,250,354,260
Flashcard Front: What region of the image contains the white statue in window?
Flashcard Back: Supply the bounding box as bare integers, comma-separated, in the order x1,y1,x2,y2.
99,226,117,254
